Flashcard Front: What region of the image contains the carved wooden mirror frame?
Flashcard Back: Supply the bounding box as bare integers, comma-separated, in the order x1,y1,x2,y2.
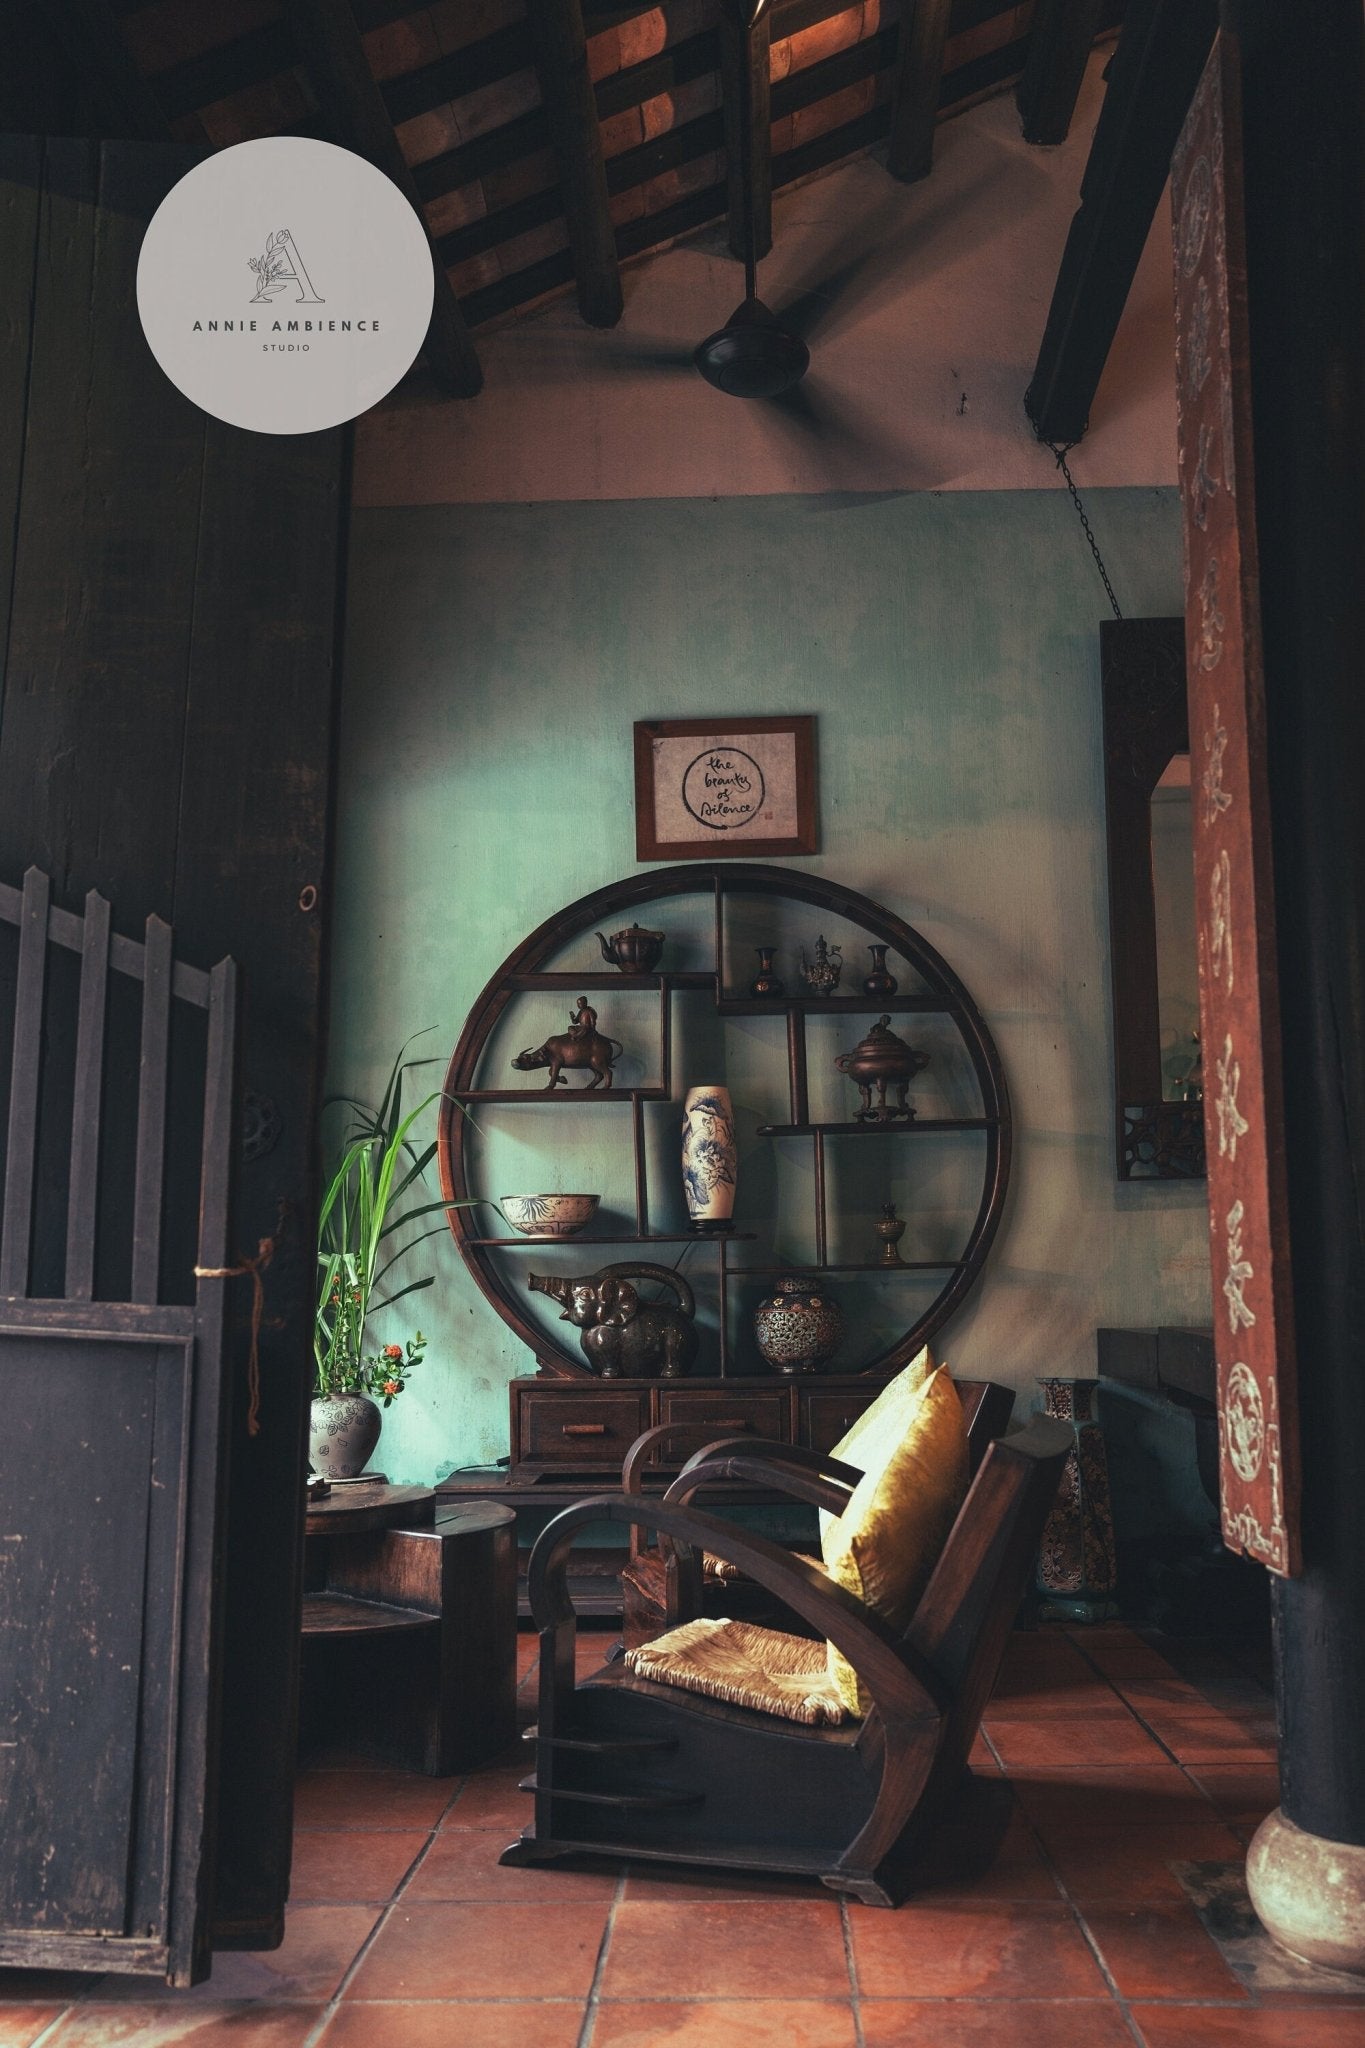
1101,617,1205,1180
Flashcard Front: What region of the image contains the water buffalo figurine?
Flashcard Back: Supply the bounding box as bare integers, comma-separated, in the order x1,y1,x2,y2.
528,1262,698,1378
511,996,622,1089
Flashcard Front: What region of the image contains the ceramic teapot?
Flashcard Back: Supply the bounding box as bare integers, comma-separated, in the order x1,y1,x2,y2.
596,922,666,973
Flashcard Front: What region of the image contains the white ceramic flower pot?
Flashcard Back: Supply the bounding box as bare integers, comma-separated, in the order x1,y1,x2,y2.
309,1392,381,1479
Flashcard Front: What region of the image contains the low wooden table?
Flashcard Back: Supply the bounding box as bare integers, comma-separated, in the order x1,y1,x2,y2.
301,1482,516,1775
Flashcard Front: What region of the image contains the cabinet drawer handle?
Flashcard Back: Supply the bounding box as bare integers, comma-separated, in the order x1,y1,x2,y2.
561,1423,608,1436
694,1417,750,1430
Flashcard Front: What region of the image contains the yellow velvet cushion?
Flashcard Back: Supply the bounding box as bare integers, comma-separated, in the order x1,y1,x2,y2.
820,1354,969,1714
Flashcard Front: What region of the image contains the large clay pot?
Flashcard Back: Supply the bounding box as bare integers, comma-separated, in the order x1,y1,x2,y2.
754,1275,845,1374
681,1085,737,1231
309,1392,381,1479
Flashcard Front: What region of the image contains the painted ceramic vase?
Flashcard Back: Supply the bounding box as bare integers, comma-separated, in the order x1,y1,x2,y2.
681,1085,737,1231
1035,1377,1119,1621
754,1276,845,1374
309,1393,382,1479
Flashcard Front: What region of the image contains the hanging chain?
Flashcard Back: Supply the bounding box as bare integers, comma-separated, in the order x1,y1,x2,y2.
1049,441,1123,620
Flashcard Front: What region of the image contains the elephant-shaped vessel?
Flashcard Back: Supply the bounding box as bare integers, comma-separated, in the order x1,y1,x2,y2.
528,1262,698,1378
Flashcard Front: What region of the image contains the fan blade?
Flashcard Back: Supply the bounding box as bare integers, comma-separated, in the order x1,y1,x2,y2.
774,203,923,347
604,337,699,373
758,377,899,490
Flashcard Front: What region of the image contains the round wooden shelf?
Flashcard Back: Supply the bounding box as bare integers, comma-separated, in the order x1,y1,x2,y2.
439,863,1010,1380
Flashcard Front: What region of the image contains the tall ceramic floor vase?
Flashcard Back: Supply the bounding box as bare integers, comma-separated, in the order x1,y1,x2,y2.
310,1392,382,1479
1035,1377,1119,1621
681,1085,737,1231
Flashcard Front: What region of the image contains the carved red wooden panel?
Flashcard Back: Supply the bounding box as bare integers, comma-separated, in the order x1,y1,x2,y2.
1172,36,1301,1574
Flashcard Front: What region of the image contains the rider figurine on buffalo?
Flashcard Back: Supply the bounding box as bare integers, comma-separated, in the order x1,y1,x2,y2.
512,998,622,1089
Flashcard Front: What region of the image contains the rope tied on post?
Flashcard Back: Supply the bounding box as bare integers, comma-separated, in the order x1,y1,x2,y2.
195,1230,279,1437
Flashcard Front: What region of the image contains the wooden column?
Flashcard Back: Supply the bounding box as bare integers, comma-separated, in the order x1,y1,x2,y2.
0,138,347,1955
1025,0,1216,445
720,0,771,263
526,0,623,327
887,0,951,184
1224,0,1365,1966
1015,0,1104,146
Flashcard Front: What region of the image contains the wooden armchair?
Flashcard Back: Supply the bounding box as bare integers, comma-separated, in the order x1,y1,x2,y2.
619,1378,1017,1649
502,1412,1070,1906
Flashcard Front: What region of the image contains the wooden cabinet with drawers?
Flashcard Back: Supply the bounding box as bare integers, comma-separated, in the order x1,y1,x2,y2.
506,1375,875,1483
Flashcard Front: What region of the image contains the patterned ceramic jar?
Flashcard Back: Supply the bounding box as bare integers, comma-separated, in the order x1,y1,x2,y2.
753,1276,845,1374
309,1392,381,1479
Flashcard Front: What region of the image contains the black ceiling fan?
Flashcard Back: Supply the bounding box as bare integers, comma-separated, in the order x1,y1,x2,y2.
593,0,920,463
692,0,810,401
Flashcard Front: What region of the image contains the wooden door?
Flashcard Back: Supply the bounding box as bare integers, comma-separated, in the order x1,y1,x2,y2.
0,870,236,1984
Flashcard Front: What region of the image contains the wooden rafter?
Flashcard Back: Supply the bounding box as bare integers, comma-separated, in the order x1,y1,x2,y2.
887,0,952,183
720,1,772,265
283,0,483,398
44,0,171,142
1015,0,1105,145
1025,0,1217,445
525,0,623,328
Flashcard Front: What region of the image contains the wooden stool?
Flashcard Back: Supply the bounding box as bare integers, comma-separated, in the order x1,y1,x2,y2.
301,1485,516,1775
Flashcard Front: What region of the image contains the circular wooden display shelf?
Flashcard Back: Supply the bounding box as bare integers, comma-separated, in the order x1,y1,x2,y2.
439,864,1011,1380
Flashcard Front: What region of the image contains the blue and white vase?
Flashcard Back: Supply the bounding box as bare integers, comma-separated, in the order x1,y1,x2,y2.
681,1085,737,1232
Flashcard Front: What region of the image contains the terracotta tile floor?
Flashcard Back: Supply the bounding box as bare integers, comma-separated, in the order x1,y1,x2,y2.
5,1623,1365,2048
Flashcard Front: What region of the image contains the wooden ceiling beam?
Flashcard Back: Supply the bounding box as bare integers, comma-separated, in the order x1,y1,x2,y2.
720,3,772,264
526,0,623,327
44,0,171,140
1024,0,1216,446
887,0,951,183
283,0,482,397
1015,0,1105,145
143,24,297,124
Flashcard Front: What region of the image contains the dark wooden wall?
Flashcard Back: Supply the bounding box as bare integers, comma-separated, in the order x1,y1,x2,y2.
0,135,349,1947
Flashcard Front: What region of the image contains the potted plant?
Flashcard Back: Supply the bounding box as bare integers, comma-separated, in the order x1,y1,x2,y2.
311,1038,464,1479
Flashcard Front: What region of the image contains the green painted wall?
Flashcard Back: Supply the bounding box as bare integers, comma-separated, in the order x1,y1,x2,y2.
330,487,1211,1484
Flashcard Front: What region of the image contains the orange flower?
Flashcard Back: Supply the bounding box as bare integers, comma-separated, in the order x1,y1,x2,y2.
382,1379,402,1397
383,1343,403,1360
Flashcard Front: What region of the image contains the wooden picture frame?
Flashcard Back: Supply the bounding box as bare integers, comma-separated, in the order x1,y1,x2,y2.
633,716,818,861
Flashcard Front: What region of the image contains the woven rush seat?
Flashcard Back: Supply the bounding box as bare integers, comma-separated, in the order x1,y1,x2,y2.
625,1614,852,1725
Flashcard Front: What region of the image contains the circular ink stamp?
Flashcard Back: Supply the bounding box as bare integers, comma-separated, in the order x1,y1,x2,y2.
682,747,765,833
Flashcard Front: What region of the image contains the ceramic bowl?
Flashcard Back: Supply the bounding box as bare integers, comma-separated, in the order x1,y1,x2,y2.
501,1193,600,1238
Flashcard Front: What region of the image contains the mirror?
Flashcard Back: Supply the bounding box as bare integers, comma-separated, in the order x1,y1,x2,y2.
1101,619,1205,1179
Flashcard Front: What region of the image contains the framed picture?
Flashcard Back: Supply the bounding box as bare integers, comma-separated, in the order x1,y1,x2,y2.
633,715,818,861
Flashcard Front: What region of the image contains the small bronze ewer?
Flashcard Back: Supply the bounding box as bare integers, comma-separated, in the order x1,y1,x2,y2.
800,935,842,995
834,1016,929,1123
596,922,665,973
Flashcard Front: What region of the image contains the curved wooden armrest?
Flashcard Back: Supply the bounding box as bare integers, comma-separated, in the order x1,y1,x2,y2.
621,1431,862,1561
527,1494,947,1730
675,1436,864,1494
664,1451,851,1518
621,1420,746,1497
